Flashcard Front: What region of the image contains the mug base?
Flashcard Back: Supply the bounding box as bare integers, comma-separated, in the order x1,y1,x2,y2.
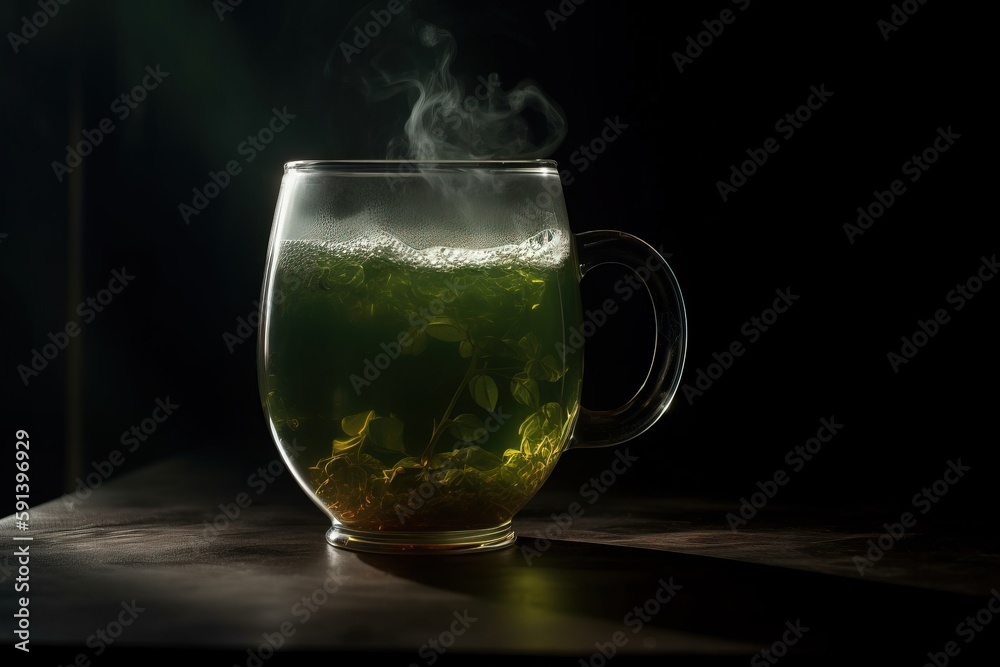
326,522,516,555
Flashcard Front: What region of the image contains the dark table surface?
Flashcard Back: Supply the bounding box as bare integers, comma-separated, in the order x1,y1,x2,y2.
3,452,998,664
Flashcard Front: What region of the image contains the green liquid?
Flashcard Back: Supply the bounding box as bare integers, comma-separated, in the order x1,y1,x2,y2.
261,236,583,531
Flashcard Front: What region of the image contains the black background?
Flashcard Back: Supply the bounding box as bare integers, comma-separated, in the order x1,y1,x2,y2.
1,0,991,527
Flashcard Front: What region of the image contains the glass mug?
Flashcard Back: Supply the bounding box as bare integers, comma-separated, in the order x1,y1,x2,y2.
258,160,687,554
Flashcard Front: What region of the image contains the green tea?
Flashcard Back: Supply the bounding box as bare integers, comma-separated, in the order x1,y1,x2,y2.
260,231,583,531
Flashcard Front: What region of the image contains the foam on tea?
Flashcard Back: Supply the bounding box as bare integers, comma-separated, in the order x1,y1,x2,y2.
279,226,570,273
262,229,582,530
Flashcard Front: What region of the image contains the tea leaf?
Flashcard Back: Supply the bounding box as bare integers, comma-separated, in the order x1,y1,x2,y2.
351,453,385,482
425,317,467,342
519,412,542,437
540,402,563,426
401,328,428,355
520,420,543,446
334,264,365,287
539,355,566,382
503,338,527,360
511,372,540,408
341,410,376,436
469,375,499,412
381,460,419,486
460,467,485,487
431,468,462,486
368,415,406,453
453,445,502,471
476,336,511,358
333,433,364,454
498,465,526,490
428,452,457,469
518,333,541,359
449,413,485,443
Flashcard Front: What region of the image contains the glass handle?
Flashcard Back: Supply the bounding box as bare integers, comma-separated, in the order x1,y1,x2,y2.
569,230,688,448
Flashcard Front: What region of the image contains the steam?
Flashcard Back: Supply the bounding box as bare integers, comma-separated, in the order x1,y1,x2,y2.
329,5,567,161
385,22,566,160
